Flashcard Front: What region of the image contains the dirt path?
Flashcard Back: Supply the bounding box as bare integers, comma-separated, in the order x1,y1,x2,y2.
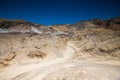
0,43,120,80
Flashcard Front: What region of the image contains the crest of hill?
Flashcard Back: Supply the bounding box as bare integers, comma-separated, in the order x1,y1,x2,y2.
74,16,120,31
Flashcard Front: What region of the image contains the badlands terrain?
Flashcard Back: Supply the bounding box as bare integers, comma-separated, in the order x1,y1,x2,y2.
0,17,120,80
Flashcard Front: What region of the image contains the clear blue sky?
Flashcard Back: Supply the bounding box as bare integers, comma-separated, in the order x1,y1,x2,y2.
0,0,120,25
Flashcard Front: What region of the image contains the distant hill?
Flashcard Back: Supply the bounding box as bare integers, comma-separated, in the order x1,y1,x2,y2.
74,17,120,31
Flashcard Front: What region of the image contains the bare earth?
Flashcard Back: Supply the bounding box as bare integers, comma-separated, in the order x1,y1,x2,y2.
0,40,120,80
0,17,120,80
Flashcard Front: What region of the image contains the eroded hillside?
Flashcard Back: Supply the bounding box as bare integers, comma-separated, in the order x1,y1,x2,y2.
0,17,120,80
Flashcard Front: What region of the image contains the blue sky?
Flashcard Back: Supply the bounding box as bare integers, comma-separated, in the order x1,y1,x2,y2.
0,0,120,25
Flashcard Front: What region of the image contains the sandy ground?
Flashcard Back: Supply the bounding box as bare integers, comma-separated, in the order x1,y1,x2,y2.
0,44,120,80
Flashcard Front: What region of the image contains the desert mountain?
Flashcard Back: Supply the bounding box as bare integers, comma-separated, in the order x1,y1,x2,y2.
74,17,120,30
0,17,120,80
0,17,120,34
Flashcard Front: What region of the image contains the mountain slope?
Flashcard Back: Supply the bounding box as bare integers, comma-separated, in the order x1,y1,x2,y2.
0,17,120,80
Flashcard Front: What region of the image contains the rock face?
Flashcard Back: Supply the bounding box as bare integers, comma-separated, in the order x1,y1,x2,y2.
0,17,120,80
